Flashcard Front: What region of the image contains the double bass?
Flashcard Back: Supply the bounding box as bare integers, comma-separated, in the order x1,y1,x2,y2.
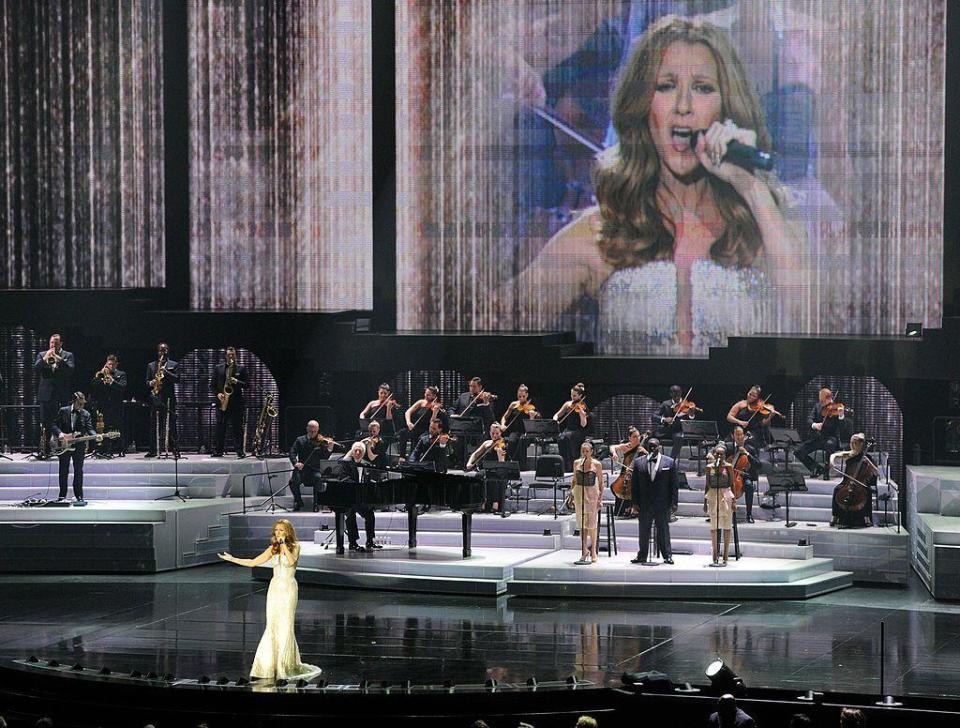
833,453,877,527
611,432,650,501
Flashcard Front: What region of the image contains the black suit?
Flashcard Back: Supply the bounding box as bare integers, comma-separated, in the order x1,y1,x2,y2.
91,368,127,454
211,362,248,456
724,439,760,518
33,349,75,443
409,432,451,473
51,405,96,500
631,453,678,561
450,392,494,466
341,454,377,546
795,403,853,477
287,435,332,508
653,398,694,459
145,358,180,454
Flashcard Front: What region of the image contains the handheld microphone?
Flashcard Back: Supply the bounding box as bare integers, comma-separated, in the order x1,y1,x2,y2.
690,130,774,172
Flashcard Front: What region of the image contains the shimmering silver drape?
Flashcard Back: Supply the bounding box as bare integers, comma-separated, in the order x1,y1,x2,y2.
0,1,165,289
189,0,372,311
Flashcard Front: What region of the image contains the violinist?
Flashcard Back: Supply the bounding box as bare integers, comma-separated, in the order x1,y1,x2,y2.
451,377,497,428
466,422,509,515
654,385,699,459
500,384,539,469
408,418,453,474
724,426,759,523
610,426,647,517
403,385,448,455
553,383,590,472
360,383,399,434
795,388,853,480
726,385,776,446
829,433,876,528
287,419,337,512
705,444,736,566
362,420,387,470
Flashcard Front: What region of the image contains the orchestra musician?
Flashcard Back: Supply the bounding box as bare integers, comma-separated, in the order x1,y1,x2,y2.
466,422,509,515
408,418,453,474
90,354,127,456
362,420,387,468
145,343,181,458
403,386,448,455
653,385,697,459
553,383,590,472
211,346,248,458
359,383,399,435
500,384,540,470
630,438,677,565
33,333,75,455
829,433,876,529
451,377,497,466
726,385,774,446
287,420,336,512
341,441,380,551
51,392,102,505
724,426,759,523
572,441,605,564
795,388,853,480
705,444,736,565
610,426,647,517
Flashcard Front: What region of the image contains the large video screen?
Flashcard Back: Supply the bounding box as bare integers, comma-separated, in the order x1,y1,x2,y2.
396,0,944,356
189,0,372,311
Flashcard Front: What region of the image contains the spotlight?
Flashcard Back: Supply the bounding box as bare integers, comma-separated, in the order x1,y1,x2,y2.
621,671,674,694
98,667,111,675
27,656,39,663
216,677,230,686
46,660,60,668
704,659,745,696
905,323,922,338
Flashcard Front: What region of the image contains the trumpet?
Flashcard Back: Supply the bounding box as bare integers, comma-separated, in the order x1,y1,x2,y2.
44,349,64,368
95,366,114,385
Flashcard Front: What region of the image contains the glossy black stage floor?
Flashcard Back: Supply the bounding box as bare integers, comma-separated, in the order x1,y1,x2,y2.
2,565,959,699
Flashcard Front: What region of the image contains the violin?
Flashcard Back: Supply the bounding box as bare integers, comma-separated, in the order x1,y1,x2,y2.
747,398,783,418
513,401,537,415
821,401,853,418
556,398,588,425
672,400,702,416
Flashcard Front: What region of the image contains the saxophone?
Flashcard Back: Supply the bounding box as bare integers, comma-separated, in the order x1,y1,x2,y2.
150,357,165,397
252,393,278,457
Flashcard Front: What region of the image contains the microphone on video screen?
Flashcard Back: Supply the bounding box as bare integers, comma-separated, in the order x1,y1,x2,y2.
690,130,775,172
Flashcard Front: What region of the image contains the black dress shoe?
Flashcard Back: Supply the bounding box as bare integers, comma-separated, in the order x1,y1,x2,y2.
292,502,303,512
348,542,363,551
236,452,247,459
366,541,383,550
144,452,157,458
746,515,755,523
630,557,647,564
210,452,223,458
663,558,674,565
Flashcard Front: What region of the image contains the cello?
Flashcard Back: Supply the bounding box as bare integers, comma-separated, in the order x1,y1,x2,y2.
611,431,651,501
832,451,878,528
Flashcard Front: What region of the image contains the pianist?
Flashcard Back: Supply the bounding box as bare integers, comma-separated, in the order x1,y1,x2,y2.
341,442,380,551
288,420,336,512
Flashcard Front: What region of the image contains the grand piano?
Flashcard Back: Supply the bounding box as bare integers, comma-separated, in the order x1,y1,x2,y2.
312,461,486,557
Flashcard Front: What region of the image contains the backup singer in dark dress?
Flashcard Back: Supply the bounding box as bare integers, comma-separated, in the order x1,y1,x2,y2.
145,343,181,457
51,392,102,504
288,420,336,512
211,347,248,457
630,439,678,565
90,354,127,455
33,333,75,452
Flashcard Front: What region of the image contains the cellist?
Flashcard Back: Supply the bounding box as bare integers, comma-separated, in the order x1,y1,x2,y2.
829,433,877,529
724,425,760,523
610,426,647,517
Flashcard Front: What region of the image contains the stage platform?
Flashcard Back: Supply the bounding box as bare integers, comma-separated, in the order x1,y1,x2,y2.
907,465,960,599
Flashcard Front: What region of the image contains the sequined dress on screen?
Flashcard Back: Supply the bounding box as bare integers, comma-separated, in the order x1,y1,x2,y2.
250,552,322,680
597,259,771,357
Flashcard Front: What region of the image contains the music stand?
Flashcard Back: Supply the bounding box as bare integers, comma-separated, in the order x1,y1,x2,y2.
523,419,560,465
768,427,801,471
680,420,719,475
766,472,807,527
482,460,522,514
448,416,483,438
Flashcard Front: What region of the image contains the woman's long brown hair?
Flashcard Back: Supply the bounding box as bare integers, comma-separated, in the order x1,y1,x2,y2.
270,519,299,555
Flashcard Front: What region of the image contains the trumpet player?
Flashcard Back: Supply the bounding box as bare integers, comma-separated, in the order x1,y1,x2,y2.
145,342,181,458
90,355,127,455
33,333,75,456
211,346,248,458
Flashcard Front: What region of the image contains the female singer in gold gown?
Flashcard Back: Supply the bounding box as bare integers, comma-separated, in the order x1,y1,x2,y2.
219,519,322,680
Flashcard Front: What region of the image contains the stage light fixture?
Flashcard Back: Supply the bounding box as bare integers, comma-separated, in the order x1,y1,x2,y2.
236,677,250,687
621,671,674,694
216,677,230,686
46,659,59,667
704,659,745,696
905,323,922,338
27,656,38,663
198,675,211,684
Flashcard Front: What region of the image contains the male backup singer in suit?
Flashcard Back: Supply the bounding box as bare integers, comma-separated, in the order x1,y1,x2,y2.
211,347,248,457
630,438,679,565
33,333,75,452
51,392,102,505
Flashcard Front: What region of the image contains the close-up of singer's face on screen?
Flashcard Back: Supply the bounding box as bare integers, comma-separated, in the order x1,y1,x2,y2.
396,1,944,357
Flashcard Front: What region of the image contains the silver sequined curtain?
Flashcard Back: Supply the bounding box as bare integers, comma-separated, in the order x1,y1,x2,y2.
397,0,943,345
0,0,165,288
0,326,45,451
189,0,372,311
591,394,662,442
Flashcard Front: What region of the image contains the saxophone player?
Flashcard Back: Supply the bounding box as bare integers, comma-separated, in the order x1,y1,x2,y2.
211,346,248,458
145,343,181,457
33,333,75,456
90,354,127,456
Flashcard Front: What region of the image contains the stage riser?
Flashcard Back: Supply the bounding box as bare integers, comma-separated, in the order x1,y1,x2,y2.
907,466,960,600
0,486,219,501
560,535,814,560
